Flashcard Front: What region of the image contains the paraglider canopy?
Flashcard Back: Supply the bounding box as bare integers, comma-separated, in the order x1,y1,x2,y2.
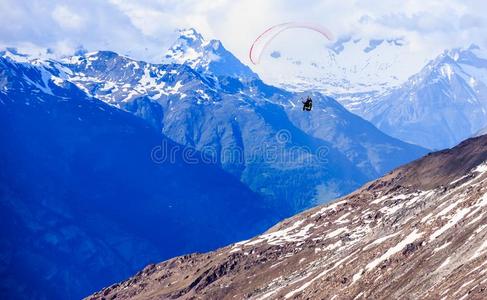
249,22,333,65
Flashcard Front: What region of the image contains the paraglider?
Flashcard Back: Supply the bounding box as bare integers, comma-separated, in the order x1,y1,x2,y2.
302,96,313,111
249,22,333,65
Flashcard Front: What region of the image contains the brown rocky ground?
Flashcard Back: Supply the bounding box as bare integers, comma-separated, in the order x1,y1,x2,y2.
87,135,487,300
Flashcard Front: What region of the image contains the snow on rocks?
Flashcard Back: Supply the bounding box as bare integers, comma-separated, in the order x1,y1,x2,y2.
88,142,487,300
366,229,423,271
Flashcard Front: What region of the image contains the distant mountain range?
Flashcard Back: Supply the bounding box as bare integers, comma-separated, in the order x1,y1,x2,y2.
0,29,427,214
343,45,487,150
260,34,487,150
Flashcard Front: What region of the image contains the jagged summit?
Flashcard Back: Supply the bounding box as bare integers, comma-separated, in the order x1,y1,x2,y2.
164,28,258,80
164,28,205,63
178,28,205,43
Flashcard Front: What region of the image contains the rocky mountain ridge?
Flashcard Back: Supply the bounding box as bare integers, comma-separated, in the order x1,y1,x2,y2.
89,134,487,299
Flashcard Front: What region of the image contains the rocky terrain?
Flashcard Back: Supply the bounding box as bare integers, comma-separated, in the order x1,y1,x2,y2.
89,134,487,299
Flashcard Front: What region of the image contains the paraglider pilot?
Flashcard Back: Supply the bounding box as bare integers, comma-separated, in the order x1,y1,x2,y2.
302,96,313,111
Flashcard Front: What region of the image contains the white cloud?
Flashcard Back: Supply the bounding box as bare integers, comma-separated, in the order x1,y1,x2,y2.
0,0,485,65
52,5,85,30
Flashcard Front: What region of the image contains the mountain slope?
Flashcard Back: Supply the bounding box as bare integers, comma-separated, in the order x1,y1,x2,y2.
343,45,487,150
275,91,427,179
68,49,426,211
0,56,277,299
89,134,487,299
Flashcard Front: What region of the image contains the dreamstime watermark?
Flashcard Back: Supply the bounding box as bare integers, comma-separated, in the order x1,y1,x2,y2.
151,129,329,165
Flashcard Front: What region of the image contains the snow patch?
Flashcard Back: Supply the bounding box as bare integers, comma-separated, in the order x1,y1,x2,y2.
363,231,401,251
326,227,348,239
366,229,422,271
430,207,471,241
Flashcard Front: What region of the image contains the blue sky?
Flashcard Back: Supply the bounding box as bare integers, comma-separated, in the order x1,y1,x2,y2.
1,0,486,63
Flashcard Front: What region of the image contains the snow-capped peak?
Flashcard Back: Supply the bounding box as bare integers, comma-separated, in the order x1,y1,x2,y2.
0,47,43,63
409,45,487,87
0,46,69,64
177,28,205,45
164,28,207,66
164,28,258,81
339,44,487,150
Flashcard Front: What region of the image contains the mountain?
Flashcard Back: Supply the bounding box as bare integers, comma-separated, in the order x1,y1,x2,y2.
164,28,258,81
0,55,278,299
18,29,426,213
88,133,487,300
347,45,487,150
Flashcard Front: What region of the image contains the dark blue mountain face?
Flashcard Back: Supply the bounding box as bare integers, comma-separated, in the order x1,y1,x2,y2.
0,57,278,299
